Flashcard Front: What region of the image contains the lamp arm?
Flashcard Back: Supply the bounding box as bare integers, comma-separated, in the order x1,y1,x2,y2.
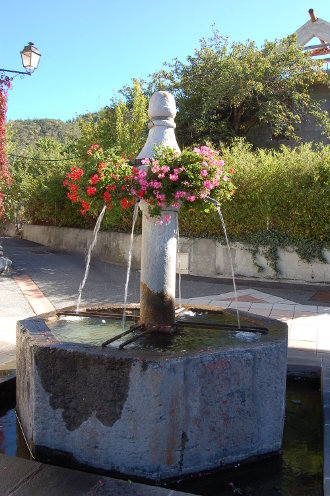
0,69,31,76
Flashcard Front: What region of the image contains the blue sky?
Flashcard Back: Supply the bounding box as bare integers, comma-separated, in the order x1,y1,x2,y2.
2,0,329,121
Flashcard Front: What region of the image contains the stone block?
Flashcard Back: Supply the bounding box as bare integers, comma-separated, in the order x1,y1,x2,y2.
16,309,287,482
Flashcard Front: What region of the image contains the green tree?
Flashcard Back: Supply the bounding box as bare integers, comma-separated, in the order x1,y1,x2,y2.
70,79,148,160
7,137,83,227
152,30,329,146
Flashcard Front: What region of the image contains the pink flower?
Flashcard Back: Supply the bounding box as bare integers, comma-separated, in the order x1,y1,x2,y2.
172,202,180,208
223,176,228,182
150,180,162,189
186,195,196,202
139,179,148,189
203,180,212,189
141,158,150,165
200,169,208,177
169,174,179,182
175,191,186,199
163,215,171,223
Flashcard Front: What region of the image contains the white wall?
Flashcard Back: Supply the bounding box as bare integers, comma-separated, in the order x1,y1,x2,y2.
21,224,330,284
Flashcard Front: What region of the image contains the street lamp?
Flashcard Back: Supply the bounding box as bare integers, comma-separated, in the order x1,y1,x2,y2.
0,42,41,76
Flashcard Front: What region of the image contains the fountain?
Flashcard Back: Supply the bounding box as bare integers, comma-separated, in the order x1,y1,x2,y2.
16,91,287,483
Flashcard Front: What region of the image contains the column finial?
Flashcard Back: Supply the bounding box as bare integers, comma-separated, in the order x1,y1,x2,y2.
136,91,180,162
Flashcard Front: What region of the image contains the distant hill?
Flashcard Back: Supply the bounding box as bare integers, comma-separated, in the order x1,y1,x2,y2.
6,118,80,152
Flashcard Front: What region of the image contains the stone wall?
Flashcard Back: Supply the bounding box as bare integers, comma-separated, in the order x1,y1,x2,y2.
20,224,330,284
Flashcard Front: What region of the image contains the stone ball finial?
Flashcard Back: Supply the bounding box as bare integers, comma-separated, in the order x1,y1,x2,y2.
148,91,176,120
136,91,180,161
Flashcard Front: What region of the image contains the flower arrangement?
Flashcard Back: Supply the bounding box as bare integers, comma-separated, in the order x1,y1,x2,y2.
0,75,12,221
63,144,235,222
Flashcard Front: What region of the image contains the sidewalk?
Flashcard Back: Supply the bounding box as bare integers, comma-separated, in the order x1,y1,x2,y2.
0,235,329,373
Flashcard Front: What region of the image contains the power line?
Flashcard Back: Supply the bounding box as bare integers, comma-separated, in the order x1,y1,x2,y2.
8,153,81,162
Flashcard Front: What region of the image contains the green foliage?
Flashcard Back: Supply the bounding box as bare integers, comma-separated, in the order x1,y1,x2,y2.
177,140,329,269
151,30,330,146
6,118,80,154
115,80,148,159
69,80,148,161
7,137,85,227
7,135,329,270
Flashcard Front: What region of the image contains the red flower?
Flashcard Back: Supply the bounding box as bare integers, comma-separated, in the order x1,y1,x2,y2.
90,174,100,185
121,198,129,210
87,186,97,196
87,143,99,155
229,168,235,174
104,191,111,203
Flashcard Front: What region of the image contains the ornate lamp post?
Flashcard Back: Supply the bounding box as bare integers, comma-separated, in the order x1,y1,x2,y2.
0,42,41,76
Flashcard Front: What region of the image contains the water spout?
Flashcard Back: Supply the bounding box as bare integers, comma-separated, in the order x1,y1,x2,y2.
177,226,182,308
206,197,240,328
121,201,140,331
76,205,107,313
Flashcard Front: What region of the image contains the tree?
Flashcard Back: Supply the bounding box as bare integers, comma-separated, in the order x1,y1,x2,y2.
70,79,148,160
151,30,330,146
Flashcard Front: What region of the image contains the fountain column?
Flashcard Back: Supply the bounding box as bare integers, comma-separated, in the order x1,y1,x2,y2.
136,91,181,327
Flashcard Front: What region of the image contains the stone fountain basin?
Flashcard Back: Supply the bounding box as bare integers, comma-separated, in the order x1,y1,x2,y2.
16,304,287,482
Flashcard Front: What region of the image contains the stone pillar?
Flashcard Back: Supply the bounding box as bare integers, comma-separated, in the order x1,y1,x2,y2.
136,91,180,327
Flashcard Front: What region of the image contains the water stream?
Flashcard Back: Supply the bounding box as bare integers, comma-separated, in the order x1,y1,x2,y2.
76,205,107,313
121,201,140,331
177,226,182,308
207,197,240,328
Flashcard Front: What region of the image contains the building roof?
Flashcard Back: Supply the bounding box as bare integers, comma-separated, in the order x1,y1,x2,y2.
295,9,330,46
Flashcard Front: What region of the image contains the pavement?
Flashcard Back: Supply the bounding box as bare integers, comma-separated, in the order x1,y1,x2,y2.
1,235,329,375
0,234,329,495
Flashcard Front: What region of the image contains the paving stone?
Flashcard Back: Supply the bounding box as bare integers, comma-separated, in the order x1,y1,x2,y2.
0,454,43,496
323,390,330,407
324,478,330,496
209,300,231,308
324,425,330,481
0,454,191,496
288,339,317,351
290,326,317,342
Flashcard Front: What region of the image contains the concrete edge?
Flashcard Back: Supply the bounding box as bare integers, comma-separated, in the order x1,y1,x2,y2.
322,359,330,496
19,224,330,284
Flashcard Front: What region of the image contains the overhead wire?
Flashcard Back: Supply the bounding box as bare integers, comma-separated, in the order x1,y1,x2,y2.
8,153,81,162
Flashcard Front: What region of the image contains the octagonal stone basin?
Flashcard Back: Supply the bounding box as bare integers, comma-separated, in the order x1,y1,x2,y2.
16,305,287,482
